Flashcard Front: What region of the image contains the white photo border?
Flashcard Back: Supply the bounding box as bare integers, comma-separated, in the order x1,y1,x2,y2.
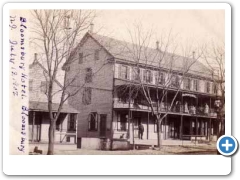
3,2,231,175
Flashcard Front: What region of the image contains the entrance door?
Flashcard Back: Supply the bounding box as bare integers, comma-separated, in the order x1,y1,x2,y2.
99,114,107,137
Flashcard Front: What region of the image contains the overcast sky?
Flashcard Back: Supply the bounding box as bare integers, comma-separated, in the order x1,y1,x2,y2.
94,9,225,51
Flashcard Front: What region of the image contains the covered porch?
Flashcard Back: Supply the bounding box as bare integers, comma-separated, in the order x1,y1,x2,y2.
29,101,79,144
113,109,218,144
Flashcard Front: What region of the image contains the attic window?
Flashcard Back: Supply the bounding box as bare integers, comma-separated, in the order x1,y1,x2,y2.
94,50,100,60
40,81,49,93
65,66,70,71
79,53,83,64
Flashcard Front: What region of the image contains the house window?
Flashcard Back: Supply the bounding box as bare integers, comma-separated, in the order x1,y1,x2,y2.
183,78,191,90
205,81,211,93
117,114,128,131
94,50,100,60
85,68,92,83
79,53,83,64
29,80,33,91
193,79,199,91
156,72,165,85
68,114,76,131
171,75,180,88
40,81,48,93
65,66,70,71
143,69,153,83
132,67,140,81
82,87,92,105
88,112,98,131
213,83,218,94
119,65,129,80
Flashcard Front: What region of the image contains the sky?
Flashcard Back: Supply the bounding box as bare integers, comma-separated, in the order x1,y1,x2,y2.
93,9,225,51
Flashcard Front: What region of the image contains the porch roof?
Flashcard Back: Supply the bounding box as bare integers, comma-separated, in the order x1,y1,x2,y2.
29,101,79,114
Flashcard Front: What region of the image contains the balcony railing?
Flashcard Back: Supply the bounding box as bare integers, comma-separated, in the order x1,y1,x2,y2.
113,99,217,118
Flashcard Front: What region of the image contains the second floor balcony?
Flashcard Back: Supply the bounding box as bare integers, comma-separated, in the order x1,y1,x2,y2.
113,98,217,118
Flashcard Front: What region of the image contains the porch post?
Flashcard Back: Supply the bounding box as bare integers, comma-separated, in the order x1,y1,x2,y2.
195,117,198,144
190,119,193,135
127,86,131,139
180,115,183,140
164,115,167,140
210,97,212,116
147,112,149,140
32,111,35,142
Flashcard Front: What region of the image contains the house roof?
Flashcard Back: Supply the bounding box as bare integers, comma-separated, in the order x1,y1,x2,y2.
29,101,79,114
89,33,212,78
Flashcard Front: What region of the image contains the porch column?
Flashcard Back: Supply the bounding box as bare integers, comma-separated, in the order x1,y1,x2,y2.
210,97,212,116
195,117,198,144
180,115,183,140
208,118,212,141
164,115,167,140
127,86,131,139
147,112,149,140
32,112,35,142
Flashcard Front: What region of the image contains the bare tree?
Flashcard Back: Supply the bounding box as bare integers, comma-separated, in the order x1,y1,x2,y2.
116,23,202,149
31,9,99,155
202,42,225,138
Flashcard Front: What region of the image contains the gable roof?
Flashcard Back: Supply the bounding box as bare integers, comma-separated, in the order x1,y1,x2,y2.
89,33,212,78
29,60,63,88
64,32,213,78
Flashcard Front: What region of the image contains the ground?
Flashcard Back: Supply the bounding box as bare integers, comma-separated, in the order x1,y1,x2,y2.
29,142,218,155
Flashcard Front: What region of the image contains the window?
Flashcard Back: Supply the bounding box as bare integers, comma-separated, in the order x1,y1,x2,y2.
156,72,165,85
118,65,129,80
117,114,128,131
88,112,98,131
205,81,211,93
171,75,180,88
68,114,76,131
79,53,83,64
143,69,153,83
40,81,48,93
65,66,70,71
132,67,140,81
213,83,218,94
29,80,33,91
85,68,92,83
193,79,199,91
82,87,92,105
183,78,191,90
94,50,100,60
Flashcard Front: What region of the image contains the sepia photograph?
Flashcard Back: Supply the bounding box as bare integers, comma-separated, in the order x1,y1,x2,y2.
6,3,228,159
23,8,225,155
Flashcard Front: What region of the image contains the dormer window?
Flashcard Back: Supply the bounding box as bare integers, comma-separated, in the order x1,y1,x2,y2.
94,50,99,60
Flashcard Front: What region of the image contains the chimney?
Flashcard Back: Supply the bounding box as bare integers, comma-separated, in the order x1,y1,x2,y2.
192,51,195,59
89,23,94,33
156,41,159,50
34,53,38,63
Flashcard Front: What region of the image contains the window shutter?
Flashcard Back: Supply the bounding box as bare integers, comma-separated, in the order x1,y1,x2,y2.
150,71,153,83
95,114,98,131
118,65,122,79
67,115,70,131
127,66,130,80
143,70,146,82
162,73,165,85
139,69,143,81
115,64,119,78
88,114,91,130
